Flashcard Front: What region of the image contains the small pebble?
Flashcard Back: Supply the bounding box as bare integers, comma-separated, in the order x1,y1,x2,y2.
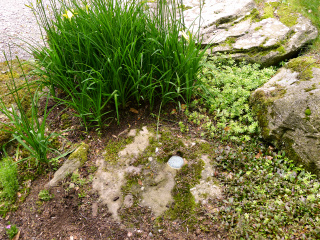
149,232,153,237
113,196,119,201
148,157,153,161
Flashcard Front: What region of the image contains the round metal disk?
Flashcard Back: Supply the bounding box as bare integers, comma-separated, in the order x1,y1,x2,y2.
167,155,184,169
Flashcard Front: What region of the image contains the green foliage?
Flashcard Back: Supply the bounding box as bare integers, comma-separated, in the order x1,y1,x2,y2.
0,157,19,201
0,57,63,166
213,142,320,238
5,222,19,239
38,189,54,201
191,56,276,142
30,0,205,129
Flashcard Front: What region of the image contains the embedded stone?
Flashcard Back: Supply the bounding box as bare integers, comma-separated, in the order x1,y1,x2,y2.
251,56,320,175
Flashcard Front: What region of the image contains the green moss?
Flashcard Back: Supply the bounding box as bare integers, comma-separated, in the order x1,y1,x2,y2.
263,3,275,19
0,60,36,107
225,37,236,46
305,108,311,116
250,87,287,139
60,113,72,129
276,45,286,54
260,1,298,27
0,125,12,148
104,137,134,164
286,56,320,81
163,160,204,227
305,83,317,92
69,142,89,165
254,25,263,31
277,5,299,27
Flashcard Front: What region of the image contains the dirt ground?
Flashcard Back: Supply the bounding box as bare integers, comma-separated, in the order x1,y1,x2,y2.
0,102,228,240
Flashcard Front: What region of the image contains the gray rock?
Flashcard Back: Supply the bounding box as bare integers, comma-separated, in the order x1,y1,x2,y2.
182,0,317,66
46,142,89,188
251,56,320,175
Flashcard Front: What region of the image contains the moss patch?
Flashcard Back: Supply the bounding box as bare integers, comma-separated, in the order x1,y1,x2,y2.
260,1,298,27
262,3,276,19
0,60,35,107
164,160,204,225
104,136,134,164
277,5,299,27
250,86,287,139
69,142,89,165
286,56,320,81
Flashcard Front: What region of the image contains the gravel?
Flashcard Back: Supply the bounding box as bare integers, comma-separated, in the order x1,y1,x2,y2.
0,0,50,62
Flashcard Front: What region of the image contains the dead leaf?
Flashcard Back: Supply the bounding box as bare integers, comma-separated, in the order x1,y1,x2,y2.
17,192,21,198
255,150,262,159
138,179,143,186
181,104,187,110
12,231,20,240
265,155,273,160
171,109,177,114
130,108,139,114
224,126,231,131
112,135,118,139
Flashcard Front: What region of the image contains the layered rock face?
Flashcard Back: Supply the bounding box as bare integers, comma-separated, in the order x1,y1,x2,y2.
183,0,318,66
250,56,320,175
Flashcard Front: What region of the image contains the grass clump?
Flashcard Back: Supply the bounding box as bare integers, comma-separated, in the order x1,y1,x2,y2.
188,56,276,142
30,0,205,129
0,57,63,166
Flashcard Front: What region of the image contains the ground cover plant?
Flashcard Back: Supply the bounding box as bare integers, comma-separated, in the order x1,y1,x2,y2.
185,56,276,142
2,0,320,238
30,0,205,129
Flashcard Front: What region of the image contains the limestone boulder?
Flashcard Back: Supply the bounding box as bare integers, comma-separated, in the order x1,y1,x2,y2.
250,56,320,175
182,0,318,66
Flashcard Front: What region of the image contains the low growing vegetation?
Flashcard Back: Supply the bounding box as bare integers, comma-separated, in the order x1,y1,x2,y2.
1,0,320,238
186,56,276,142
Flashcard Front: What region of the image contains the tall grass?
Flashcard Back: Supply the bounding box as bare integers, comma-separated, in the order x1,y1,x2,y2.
30,0,205,129
0,56,61,166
